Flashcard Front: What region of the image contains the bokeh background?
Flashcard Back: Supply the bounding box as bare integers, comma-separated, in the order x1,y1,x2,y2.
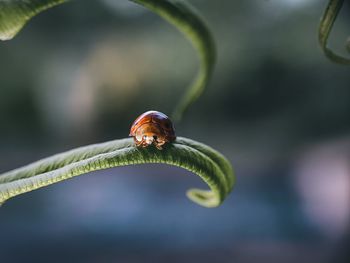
1,0,350,262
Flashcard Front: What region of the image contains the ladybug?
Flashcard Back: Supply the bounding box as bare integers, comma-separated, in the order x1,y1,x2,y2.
129,111,176,150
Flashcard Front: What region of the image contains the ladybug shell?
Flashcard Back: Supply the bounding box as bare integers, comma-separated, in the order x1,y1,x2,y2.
129,111,176,148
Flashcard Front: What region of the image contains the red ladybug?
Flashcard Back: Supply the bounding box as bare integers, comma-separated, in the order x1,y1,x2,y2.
129,111,176,150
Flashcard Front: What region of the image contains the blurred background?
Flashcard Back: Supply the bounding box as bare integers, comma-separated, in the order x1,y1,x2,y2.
1,0,350,262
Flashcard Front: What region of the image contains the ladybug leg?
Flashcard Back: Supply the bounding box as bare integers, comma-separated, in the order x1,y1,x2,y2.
155,144,163,150
155,140,166,150
133,138,140,147
133,137,144,148
140,140,148,148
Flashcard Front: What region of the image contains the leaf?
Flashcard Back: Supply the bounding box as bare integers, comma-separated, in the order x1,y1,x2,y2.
0,137,235,208
319,0,350,65
0,0,68,41
0,0,216,120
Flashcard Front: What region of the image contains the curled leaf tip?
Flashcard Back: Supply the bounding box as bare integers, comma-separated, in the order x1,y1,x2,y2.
0,137,235,208
319,0,350,65
187,189,219,207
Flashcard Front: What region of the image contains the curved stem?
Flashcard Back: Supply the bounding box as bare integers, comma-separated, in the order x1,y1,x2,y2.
131,0,216,121
319,0,350,65
0,137,235,208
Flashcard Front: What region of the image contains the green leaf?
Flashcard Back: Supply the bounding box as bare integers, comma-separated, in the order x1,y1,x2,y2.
0,0,216,120
0,137,235,208
0,0,68,41
319,0,350,65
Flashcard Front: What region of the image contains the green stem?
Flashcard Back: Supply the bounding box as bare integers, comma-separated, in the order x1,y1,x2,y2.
131,0,216,121
0,137,235,208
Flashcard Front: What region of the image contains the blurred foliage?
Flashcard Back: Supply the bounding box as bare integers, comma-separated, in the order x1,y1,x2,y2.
0,0,217,120
0,0,349,145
